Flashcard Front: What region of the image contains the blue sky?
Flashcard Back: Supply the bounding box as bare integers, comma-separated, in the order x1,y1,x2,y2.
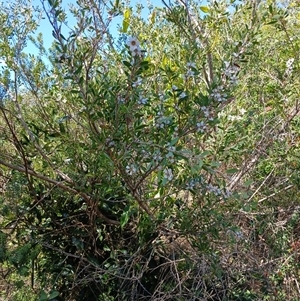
27,0,166,55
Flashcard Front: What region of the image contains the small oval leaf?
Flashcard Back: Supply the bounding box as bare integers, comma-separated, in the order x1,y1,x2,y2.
200,6,210,13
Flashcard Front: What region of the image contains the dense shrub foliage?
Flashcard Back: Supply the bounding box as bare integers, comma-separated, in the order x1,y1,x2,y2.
0,0,300,300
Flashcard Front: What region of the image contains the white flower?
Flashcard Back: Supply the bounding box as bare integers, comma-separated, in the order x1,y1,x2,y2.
201,106,210,118
159,94,165,101
156,122,164,129
126,164,137,175
106,138,115,147
167,145,176,152
163,168,173,181
224,61,230,69
132,77,142,87
153,151,162,163
186,181,195,190
196,121,207,133
179,92,187,99
286,58,294,68
185,69,195,78
184,62,196,79
206,184,221,196
156,115,171,128
127,36,140,51
166,152,175,163
223,62,239,84
132,45,142,57
141,149,150,158
210,86,226,102
187,62,196,68
172,85,178,91
228,115,242,121
118,97,125,104
285,58,294,76
138,97,148,105
186,178,201,190
229,75,238,85
239,108,247,115
223,188,232,198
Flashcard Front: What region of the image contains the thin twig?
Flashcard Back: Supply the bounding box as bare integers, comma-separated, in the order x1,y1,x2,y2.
258,184,294,203
246,168,274,203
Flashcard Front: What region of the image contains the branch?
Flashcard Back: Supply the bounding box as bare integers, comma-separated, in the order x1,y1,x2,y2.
177,0,214,85
258,184,294,203
246,168,274,203
0,159,119,225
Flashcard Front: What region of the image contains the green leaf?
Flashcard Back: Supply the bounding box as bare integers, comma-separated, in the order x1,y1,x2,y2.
120,210,129,228
49,291,60,300
60,33,66,41
72,237,84,250
150,11,156,24
268,5,273,14
242,202,252,212
74,65,83,75
210,161,221,167
266,20,278,25
198,160,204,169
59,123,65,133
243,179,253,187
103,245,111,251
161,177,168,186
200,6,210,13
57,115,71,123
38,291,48,301
123,60,132,69
122,21,129,33
124,8,130,19
200,150,211,157
226,168,238,174
169,137,179,146
87,255,100,266
122,8,131,33
55,9,62,17
272,14,281,20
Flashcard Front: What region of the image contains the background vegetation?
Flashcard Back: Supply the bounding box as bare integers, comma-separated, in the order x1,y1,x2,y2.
0,0,300,300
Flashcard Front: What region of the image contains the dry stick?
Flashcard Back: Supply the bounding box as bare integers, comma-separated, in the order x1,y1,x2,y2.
41,242,89,260
88,0,116,51
2,75,44,206
124,175,153,217
246,168,274,203
294,277,300,295
228,149,263,191
257,184,294,203
229,102,299,191
43,1,88,101
106,146,153,217
177,0,214,86
12,70,74,185
0,107,33,185
0,159,119,225
229,112,283,190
